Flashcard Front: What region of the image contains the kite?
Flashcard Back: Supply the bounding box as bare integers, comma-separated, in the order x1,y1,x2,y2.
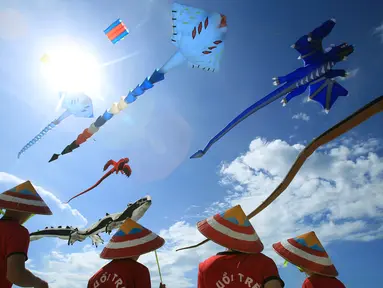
65,158,132,203
30,195,152,247
17,92,94,158
40,53,50,64
49,2,227,162
190,18,355,159
104,19,129,44
177,95,383,251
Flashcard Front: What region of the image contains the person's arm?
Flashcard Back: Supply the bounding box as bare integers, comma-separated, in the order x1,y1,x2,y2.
262,257,285,288
7,254,48,287
6,226,48,288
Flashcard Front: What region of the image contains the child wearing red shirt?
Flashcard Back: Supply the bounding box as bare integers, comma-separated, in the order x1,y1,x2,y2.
88,218,166,288
273,231,346,288
196,205,284,288
0,180,52,288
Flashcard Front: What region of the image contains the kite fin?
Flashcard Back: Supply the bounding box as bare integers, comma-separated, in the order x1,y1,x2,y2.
103,160,116,171
281,84,309,106
308,78,348,111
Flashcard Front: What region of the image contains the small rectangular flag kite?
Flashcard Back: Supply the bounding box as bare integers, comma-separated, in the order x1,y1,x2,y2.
104,19,129,44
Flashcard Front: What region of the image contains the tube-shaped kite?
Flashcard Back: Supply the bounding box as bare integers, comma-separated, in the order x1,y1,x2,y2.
49,3,227,162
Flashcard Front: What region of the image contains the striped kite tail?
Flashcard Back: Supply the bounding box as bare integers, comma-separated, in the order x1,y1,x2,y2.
17,121,58,158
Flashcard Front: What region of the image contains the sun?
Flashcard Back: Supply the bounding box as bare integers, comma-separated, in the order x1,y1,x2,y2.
40,44,101,96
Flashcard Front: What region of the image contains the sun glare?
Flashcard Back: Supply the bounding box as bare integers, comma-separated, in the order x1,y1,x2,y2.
41,44,101,96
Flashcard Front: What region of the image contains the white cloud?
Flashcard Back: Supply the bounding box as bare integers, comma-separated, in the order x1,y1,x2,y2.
0,8,28,40
30,245,107,288
0,172,87,226
25,137,383,287
292,112,310,121
374,23,383,42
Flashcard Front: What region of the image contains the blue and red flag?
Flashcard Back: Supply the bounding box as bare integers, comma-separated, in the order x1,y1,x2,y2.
104,19,129,44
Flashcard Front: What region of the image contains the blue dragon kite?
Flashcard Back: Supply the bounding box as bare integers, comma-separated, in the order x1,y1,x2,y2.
191,19,354,159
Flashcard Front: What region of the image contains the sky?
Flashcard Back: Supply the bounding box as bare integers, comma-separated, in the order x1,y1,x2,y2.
0,0,382,287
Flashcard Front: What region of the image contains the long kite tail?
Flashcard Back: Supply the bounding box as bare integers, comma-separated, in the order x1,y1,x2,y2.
65,170,114,203
189,82,296,159
19,110,71,159
177,95,383,251
48,70,166,163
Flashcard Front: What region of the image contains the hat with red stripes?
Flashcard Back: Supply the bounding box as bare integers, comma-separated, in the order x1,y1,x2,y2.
100,218,165,259
0,181,52,215
272,231,338,277
197,205,263,253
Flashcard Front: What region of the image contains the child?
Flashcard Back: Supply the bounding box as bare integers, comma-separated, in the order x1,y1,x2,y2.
197,205,284,288
88,218,166,288
0,180,52,288
273,231,346,287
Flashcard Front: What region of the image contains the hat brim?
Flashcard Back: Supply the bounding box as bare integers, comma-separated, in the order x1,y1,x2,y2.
272,242,338,277
100,235,165,260
0,199,52,215
197,218,263,254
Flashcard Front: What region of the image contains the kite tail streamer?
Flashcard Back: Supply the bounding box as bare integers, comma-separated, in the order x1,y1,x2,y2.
64,170,113,204
176,95,383,252
18,110,71,158
154,250,163,284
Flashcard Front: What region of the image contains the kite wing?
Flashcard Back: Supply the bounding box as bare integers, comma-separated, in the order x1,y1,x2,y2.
292,19,336,66
308,77,348,111
171,2,208,47
103,159,116,171
104,19,129,44
171,2,227,72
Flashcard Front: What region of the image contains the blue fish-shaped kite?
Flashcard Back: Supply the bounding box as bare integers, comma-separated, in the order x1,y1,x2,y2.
191,19,354,159
104,19,129,44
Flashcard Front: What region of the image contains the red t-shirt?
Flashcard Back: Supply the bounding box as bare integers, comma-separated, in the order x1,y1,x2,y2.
0,219,30,288
198,251,285,288
88,258,151,288
302,275,346,288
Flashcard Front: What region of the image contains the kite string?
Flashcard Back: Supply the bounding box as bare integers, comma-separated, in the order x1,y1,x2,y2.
154,250,163,284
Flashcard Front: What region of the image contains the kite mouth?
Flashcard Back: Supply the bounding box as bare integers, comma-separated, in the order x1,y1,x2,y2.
338,43,354,58
219,14,227,28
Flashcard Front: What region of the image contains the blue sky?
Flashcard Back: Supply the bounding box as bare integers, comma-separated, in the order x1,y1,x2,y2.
0,0,382,287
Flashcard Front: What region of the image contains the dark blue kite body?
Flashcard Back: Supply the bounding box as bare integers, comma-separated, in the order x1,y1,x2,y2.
191,19,354,159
